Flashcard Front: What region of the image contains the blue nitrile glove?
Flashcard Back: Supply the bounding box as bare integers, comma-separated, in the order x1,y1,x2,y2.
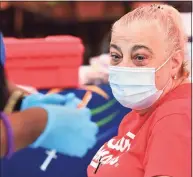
30,104,98,157
21,93,80,110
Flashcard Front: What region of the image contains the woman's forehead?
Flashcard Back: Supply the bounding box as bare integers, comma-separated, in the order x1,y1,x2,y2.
111,21,165,44
111,21,166,53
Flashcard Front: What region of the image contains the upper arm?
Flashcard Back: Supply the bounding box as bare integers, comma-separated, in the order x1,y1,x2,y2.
0,32,5,65
144,114,191,177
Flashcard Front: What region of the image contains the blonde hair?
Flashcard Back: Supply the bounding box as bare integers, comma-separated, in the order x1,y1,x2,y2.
112,4,190,78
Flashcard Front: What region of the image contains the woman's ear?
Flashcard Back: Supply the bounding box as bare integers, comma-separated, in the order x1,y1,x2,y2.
170,51,183,77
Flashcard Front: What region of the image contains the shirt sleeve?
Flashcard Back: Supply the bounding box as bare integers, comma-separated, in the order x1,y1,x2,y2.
0,32,5,65
144,113,191,177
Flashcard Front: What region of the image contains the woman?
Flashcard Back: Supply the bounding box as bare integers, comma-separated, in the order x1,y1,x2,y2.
88,4,191,177
0,32,98,159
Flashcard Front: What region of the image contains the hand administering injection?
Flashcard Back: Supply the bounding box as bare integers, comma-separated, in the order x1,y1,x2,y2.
21,92,98,157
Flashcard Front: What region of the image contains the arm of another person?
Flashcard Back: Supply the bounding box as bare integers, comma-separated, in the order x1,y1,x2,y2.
7,81,25,94
144,113,191,177
7,81,37,95
0,108,47,157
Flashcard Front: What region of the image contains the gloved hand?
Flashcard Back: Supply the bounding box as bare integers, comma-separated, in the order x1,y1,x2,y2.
31,104,98,157
21,92,80,110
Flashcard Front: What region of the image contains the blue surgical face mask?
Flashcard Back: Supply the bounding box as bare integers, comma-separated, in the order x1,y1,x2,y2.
108,57,171,110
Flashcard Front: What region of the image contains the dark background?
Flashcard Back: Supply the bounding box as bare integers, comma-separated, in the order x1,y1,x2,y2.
0,1,192,64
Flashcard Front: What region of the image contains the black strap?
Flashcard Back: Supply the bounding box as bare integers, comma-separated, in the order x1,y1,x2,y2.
13,96,25,111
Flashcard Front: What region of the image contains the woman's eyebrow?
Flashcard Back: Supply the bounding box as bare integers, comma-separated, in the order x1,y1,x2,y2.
109,44,123,54
131,45,153,54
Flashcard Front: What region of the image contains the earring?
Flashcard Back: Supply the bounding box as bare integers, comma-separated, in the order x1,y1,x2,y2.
173,75,177,80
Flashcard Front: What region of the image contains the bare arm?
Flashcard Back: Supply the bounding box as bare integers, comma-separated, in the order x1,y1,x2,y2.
0,107,47,157
7,81,20,94
7,81,32,95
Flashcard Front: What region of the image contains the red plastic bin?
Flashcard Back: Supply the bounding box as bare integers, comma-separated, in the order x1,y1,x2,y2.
4,35,84,89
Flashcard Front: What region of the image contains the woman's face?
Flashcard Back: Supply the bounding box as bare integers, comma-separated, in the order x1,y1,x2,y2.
110,21,173,90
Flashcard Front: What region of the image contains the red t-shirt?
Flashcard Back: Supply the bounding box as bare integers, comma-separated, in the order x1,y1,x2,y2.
87,83,191,177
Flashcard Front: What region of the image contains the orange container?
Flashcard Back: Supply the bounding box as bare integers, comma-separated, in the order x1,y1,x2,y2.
4,35,84,89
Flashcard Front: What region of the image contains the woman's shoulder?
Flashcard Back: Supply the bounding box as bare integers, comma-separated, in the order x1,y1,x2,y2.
154,83,191,119
155,96,190,120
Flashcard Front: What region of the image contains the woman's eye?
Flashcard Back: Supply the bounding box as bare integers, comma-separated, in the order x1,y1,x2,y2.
132,55,149,66
135,55,145,61
110,54,121,63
